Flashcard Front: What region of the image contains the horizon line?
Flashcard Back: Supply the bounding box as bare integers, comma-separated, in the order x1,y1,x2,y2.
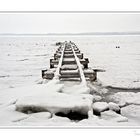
1,31,140,35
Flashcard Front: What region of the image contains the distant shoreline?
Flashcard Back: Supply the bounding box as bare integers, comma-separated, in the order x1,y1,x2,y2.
1,32,140,36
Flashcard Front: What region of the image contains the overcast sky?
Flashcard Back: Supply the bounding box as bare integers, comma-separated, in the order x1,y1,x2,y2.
0,13,140,34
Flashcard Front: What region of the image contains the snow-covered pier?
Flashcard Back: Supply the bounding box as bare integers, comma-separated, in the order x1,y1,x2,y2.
42,41,97,82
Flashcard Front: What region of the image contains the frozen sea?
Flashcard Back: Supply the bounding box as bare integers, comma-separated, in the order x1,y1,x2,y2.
0,35,140,90
1,35,140,126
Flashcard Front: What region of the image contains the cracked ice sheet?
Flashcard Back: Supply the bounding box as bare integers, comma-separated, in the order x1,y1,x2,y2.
15,87,92,115
0,79,63,105
0,105,29,126
0,88,138,126
108,92,140,106
0,86,138,126
121,105,140,125
0,80,92,126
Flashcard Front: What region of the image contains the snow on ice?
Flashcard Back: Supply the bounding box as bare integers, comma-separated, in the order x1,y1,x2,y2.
108,92,140,106
101,110,128,122
15,85,92,115
92,102,109,115
0,35,140,126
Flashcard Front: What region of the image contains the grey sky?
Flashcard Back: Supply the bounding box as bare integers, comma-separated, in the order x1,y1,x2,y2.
0,13,140,33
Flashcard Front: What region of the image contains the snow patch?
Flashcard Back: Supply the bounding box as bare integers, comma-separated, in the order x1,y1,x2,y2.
108,102,121,114
108,92,140,106
101,110,128,122
16,91,92,116
92,102,109,115
121,104,140,120
0,105,29,125
92,95,102,102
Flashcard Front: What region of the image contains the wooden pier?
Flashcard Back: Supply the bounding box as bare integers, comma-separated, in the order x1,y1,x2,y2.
42,41,97,82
